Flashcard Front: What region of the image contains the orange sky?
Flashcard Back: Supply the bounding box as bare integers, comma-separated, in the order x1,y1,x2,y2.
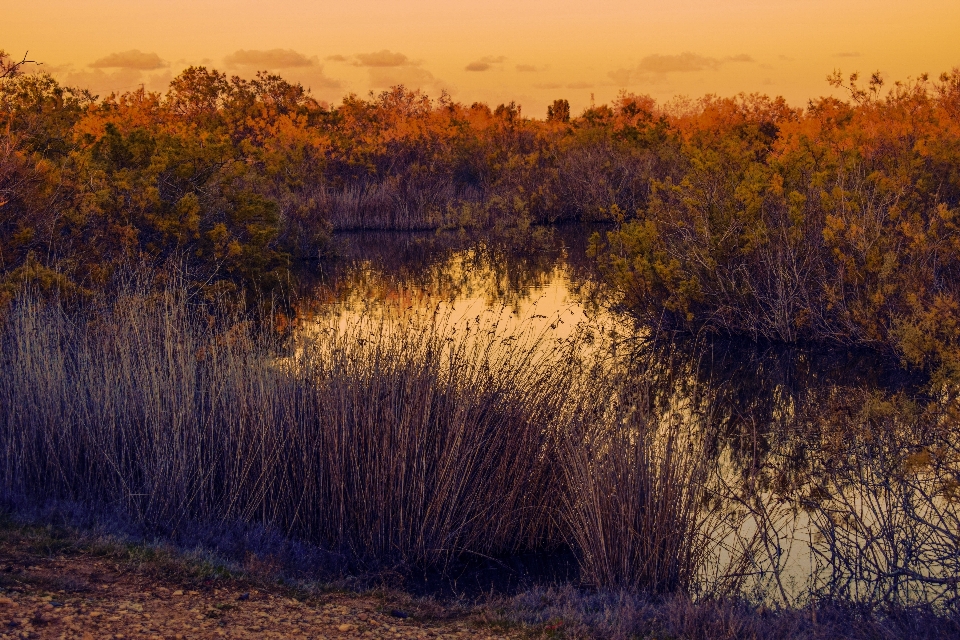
6,0,959,115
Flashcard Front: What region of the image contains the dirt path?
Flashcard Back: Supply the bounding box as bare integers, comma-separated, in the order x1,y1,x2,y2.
0,533,521,640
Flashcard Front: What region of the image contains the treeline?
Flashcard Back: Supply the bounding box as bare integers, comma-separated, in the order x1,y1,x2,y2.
0,52,673,302
3,49,960,368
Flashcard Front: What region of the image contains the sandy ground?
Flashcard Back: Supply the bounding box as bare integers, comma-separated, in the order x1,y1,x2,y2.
0,537,520,640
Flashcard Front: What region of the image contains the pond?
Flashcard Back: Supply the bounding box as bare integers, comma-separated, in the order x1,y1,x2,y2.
299,225,960,607
305,225,606,327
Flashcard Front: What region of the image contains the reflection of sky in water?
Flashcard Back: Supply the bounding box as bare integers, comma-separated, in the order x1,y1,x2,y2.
304,228,616,340
297,229,957,608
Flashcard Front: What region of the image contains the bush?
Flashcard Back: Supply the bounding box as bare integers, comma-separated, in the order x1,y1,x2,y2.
594,72,960,379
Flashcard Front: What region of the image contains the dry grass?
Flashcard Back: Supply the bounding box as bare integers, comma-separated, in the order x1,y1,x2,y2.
0,286,743,597
559,365,716,592
0,289,576,570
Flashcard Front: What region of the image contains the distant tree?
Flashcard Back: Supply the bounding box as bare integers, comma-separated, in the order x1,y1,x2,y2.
547,98,570,123
494,101,521,122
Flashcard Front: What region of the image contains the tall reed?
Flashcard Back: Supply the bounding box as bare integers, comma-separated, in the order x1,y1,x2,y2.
0,290,573,568
559,362,717,592
0,286,722,588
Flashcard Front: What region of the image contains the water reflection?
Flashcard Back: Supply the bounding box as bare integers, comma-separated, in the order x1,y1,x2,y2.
645,339,927,471
298,226,613,351
304,225,606,316
625,336,958,604
300,226,959,609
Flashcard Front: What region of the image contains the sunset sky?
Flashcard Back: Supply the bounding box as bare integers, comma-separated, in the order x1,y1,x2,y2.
7,0,959,114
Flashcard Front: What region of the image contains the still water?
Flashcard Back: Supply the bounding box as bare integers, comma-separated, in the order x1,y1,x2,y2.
307,226,606,330
303,226,959,608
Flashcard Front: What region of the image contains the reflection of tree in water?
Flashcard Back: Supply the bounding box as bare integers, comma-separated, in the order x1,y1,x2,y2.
298,224,608,315
631,335,960,607
633,336,928,477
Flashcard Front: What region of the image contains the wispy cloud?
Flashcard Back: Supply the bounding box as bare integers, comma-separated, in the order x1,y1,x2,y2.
835,51,861,58
57,66,172,97
352,50,414,68
287,67,342,91
607,69,635,86
224,49,316,68
609,51,755,87
515,64,543,73
325,49,446,93
89,50,166,70
465,55,507,72
637,52,721,73
368,65,447,93
221,49,341,94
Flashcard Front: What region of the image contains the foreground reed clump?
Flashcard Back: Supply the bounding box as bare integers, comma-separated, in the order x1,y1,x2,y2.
0,289,577,569
559,366,716,593
0,285,731,593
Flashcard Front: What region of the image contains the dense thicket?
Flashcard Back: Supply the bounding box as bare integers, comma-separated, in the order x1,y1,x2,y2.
592,71,960,377
3,50,960,364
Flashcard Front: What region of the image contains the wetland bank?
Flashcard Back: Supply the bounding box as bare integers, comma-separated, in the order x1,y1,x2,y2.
2,51,960,636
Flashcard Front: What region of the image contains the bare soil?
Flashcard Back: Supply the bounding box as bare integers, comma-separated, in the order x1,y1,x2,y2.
0,530,521,640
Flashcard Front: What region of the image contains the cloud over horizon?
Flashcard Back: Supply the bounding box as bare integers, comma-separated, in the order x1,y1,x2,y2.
89,50,166,70
219,49,341,94
57,66,172,97
224,49,316,68
609,51,755,87
465,55,507,72
350,50,413,68
368,66,447,93
326,49,446,93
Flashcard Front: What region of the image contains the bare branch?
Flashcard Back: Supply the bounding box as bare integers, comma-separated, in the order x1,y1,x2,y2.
0,51,41,80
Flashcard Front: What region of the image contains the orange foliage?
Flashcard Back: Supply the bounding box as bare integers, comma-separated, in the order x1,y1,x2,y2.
4,50,960,375
597,70,960,378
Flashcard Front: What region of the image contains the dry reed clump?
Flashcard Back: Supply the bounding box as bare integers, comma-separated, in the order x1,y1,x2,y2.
292,309,573,566
558,358,719,593
0,290,576,570
0,287,726,592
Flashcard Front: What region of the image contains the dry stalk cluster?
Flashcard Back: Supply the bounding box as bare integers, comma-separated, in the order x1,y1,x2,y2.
559,368,716,593
0,289,723,593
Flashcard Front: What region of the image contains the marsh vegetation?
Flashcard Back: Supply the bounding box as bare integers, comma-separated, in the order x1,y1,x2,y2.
3,48,960,636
